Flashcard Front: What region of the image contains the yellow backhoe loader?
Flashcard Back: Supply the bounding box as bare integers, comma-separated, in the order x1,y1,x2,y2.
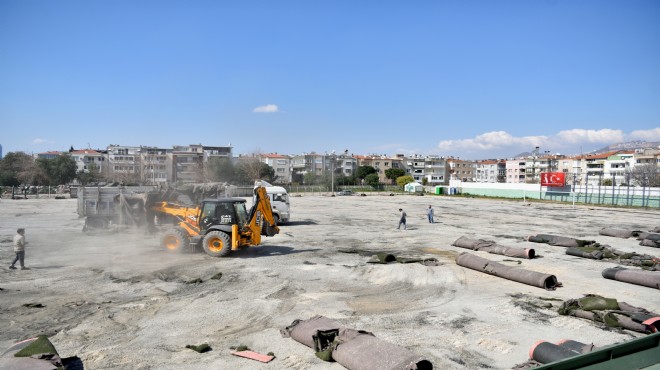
150,186,279,257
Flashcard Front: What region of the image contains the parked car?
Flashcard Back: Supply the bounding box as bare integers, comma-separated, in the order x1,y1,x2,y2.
337,190,353,196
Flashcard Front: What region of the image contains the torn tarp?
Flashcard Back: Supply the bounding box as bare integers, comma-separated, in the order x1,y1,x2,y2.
602,267,660,290
455,252,561,290
637,232,660,242
526,234,597,248
640,239,660,248
452,236,534,259
281,316,433,370
598,228,643,238
565,246,660,270
558,294,660,333
330,328,433,370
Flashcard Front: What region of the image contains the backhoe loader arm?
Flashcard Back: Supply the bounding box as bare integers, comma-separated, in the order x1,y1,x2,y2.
247,186,280,237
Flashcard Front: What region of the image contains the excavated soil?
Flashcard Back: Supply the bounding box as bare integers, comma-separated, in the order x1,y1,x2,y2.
1,194,659,369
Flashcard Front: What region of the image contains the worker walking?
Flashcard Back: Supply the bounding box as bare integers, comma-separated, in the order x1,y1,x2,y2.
9,228,28,270
427,205,434,223
397,208,407,230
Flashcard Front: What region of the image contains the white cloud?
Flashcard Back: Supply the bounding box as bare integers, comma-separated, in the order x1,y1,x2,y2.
33,138,48,144
438,131,547,151
436,128,656,158
555,129,624,144
253,104,279,113
627,127,660,141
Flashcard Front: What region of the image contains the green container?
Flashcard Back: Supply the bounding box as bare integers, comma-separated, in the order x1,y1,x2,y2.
534,332,660,370
435,187,443,195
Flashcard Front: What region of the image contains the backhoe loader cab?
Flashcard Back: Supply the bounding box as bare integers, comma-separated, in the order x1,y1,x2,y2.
156,186,279,257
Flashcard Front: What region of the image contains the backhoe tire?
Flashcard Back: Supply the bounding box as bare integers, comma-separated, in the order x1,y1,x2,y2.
161,228,189,253
202,231,232,257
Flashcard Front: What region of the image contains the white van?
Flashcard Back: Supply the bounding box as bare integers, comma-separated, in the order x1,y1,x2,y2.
254,180,290,224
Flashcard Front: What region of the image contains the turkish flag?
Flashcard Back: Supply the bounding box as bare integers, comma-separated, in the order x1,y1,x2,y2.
541,172,565,187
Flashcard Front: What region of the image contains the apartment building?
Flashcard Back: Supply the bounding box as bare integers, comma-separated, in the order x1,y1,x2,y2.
260,153,292,184
505,159,526,183
70,149,107,174
140,146,170,185
107,145,141,184
447,158,476,182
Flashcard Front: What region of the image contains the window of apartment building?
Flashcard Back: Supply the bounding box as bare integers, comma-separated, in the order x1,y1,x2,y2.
384,162,389,166
276,168,285,173
414,169,422,174
277,159,287,165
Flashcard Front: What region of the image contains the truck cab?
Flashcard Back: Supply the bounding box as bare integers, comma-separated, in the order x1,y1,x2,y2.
254,181,290,224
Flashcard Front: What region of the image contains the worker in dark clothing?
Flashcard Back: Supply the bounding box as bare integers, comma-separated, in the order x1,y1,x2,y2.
397,208,407,230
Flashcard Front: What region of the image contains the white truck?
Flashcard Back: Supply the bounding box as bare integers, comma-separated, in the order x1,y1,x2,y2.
254,180,290,224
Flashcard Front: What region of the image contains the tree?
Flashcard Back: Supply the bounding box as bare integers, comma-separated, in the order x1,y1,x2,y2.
236,157,276,185
628,164,660,187
0,152,33,187
364,173,380,188
601,178,613,186
36,154,77,185
396,175,414,188
77,162,104,186
385,168,406,184
356,165,376,179
303,172,318,185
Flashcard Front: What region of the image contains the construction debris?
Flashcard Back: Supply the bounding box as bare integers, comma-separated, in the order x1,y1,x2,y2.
452,236,535,259
185,343,211,353
526,234,597,248
558,294,660,333
230,350,275,363
565,245,660,270
281,315,432,370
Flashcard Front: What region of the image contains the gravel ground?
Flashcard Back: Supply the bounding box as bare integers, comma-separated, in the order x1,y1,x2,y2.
1,194,659,369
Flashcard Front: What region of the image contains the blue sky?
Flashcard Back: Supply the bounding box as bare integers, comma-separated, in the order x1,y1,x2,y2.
1,0,659,160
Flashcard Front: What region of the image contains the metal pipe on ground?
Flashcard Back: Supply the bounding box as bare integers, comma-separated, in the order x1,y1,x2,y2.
602,268,660,290
455,252,560,290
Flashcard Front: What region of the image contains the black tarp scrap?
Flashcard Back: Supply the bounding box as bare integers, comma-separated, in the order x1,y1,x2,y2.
338,248,441,266
557,294,660,333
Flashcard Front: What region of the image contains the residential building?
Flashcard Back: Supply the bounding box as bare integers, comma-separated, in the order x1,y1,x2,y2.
475,160,499,183
447,158,476,182
505,159,526,183
37,151,62,160
140,146,170,185
171,145,204,184
107,145,141,184
70,149,107,175
260,153,292,184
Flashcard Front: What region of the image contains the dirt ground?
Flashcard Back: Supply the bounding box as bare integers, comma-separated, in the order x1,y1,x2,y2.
1,193,659,369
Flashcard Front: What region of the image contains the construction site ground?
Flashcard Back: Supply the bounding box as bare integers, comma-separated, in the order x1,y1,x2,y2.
1,193,659,369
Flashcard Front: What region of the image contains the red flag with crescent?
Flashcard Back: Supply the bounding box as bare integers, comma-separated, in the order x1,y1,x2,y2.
540,172,565,187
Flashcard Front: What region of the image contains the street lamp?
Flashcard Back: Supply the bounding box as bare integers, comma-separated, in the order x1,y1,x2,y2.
531,146,540,183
